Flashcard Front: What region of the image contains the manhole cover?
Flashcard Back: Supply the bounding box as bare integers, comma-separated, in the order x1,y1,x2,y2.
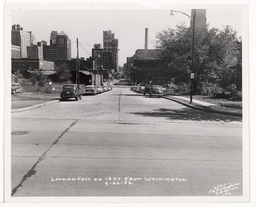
11,131,28,135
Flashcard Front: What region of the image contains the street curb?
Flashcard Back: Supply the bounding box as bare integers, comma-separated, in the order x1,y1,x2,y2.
163,96,242,117
11,100,59,113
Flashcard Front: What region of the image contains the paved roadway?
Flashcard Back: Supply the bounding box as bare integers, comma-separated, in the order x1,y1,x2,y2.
11,86,242,197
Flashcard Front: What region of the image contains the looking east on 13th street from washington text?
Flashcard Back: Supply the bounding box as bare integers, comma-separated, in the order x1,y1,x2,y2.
7,5,245,200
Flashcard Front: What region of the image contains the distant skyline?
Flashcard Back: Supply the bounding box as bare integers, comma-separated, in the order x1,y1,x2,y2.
11,7,242,66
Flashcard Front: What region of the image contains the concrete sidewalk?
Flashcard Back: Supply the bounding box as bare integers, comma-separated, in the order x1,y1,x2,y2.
11,100,59,113
164,95,242,117
171,96,215,106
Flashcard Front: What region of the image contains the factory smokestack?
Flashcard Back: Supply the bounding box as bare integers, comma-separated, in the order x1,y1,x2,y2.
145,28,148,50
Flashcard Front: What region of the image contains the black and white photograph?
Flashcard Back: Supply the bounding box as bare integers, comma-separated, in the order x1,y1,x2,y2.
3,2,250,203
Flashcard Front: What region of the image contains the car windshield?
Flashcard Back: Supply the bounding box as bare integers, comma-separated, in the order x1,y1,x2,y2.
86,85,94,88
63,85,75,89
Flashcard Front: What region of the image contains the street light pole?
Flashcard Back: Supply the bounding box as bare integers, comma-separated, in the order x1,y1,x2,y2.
190,11,196,104
170,10,196,104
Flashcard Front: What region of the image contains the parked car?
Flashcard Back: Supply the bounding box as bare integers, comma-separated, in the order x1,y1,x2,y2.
11,83,23,94
107,85,112,91
103,86,108,92
131,85,136,91
149,85,163,97
97,86,104,93
84,85,97,95
138,85,146,93
143,85,152,95
60,84,82,101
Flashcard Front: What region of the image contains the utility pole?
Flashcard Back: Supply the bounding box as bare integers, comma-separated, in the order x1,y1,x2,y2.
170,9,196,104
190,10,196,104
76,38,80,89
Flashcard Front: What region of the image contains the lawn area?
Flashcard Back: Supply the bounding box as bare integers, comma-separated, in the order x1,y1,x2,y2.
11,92,60,109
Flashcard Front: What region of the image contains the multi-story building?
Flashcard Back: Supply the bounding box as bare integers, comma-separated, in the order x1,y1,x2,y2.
27,41,44,60
28,31,37,45
43,31,71,61
190,9,207,29
92,44,103,68
50,31,58,45
11,24,31,58
43,44,57,61
103,30,114,52
11,45,21,59
56,31,71,60
132,49,164,85
103,51,113,70
111,39,119,72
103,30,119,71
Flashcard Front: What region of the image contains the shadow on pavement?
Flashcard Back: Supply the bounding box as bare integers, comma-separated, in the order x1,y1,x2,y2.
131,108,242,123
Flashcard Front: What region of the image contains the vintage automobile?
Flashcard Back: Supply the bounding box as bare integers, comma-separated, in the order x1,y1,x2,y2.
11,83,23,94
60,84,82,101
149,85,163,97
107,85,113,91
143,85,152,95
84,85,97,95
137,84,146,93
103,86,108,92
144,85,163,97
97,86,104,93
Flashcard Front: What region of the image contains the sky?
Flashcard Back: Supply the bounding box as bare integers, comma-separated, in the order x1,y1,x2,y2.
11,5,243,66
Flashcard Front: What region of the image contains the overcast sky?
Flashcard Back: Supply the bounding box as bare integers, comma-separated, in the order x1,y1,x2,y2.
11,6,243,66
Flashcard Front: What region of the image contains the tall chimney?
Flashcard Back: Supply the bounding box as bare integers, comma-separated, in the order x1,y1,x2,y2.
145,28,148,50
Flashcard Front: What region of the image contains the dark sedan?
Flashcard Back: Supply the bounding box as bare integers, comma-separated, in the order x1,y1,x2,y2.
60,84,82,101
144,85,163,98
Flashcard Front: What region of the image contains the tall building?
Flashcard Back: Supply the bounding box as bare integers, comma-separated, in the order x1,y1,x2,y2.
103,30,119,71
43,44,57,61
111,39,119,72
42,31,71,61
27,41,44,60
11,24,31,58
92,44,103,68
190,9,207,29
56,31,71,60
11,45,21,59
28,31,36,45
103,30,114,52
103,52,113,70
50,31,58,45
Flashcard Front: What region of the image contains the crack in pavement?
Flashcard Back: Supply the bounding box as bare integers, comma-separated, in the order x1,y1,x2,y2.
11,119,79,196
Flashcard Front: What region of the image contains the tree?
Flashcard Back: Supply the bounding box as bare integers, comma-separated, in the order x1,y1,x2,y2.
155,24,242,94
30,70,47,87
55,63,71,83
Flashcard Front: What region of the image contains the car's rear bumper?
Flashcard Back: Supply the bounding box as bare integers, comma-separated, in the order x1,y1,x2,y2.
61,94,77,99
84,91,96,95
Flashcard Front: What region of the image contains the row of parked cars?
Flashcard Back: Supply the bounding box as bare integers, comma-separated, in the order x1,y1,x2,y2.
60,84,112,101
131,84,164,98
83,85,112,95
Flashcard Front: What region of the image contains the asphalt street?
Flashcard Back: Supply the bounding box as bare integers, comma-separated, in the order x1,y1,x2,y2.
11,86,242,197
